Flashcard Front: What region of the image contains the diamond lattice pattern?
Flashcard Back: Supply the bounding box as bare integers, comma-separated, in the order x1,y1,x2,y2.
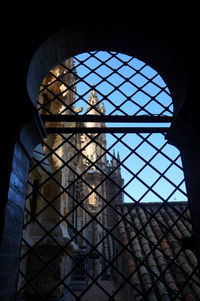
38,51,173,117
17,52,200,301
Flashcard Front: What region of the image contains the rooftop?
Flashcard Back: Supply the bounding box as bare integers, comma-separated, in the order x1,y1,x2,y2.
104,202,200,300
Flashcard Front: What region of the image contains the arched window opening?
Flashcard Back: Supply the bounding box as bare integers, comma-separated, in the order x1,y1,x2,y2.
17,51,200,300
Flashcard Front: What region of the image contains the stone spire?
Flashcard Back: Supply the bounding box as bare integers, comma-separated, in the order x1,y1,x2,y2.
117,151,121,175
112,150,116,167
85,89,106,129
100,102,105,114
111,150,122,177
87,89,100,115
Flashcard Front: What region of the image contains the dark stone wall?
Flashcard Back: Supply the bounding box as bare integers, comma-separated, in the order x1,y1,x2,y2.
0,117,45,301
0,142,30,301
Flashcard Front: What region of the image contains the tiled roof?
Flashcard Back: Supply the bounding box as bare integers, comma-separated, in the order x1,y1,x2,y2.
110,202,200,300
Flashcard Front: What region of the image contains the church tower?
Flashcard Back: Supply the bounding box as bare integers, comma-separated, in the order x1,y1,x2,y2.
76,89,124,278
80,90,108,277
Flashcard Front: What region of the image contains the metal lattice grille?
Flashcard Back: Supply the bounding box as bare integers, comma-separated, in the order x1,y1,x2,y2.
37,51,173,117
17,51,200,301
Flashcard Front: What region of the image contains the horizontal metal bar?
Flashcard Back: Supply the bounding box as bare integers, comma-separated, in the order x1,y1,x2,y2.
41,114,172,123
46,127,169,134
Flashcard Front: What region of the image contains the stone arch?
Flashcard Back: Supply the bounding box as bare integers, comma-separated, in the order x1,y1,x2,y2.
27,26,187,116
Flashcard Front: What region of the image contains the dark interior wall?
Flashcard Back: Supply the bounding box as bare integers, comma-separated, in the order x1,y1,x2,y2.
0,118,46,301
2,3,200,144
0,3,200,300
0,142,32,300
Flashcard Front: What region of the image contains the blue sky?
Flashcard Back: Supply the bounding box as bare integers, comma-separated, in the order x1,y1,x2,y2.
72,51,187,203
73,51,173,117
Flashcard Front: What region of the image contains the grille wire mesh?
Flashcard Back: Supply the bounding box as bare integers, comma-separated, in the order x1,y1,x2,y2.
37,51,173,117
17,51,200,300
